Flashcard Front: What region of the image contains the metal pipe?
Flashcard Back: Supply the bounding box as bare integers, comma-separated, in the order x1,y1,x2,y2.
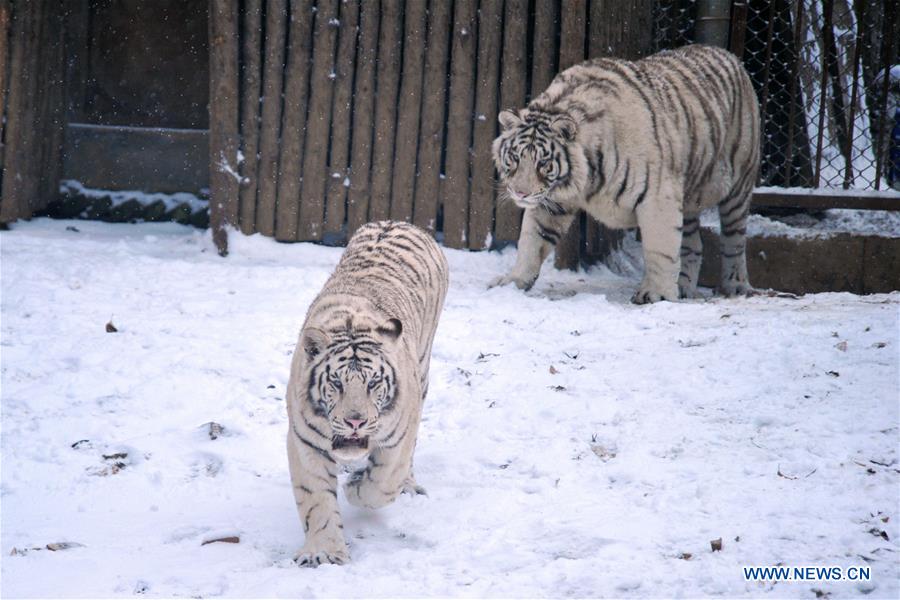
695,0,732,48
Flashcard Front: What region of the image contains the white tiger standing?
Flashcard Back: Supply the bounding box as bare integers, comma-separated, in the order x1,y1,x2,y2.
286,221,448,567
491,44,761,303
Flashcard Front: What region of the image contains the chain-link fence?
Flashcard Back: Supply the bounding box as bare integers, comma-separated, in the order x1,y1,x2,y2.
654,0,899,192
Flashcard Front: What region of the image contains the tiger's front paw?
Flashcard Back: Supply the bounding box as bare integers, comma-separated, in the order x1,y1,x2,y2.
401,477,427,497
294,541,349,568
632,281,679,304
488,273,535,291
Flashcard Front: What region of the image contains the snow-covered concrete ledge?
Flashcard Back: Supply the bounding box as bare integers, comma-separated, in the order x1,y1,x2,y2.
699,229,900,295
753,187,900,212
48,180,209,228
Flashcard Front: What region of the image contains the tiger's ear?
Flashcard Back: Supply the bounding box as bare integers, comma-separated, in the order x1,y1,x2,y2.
550,116,577,142
301,327,329,359
376,318,402,341
498,109,523,131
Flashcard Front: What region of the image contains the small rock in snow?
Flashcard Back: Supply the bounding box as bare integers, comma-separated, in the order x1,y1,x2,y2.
206,422,225,440
46,542,85,551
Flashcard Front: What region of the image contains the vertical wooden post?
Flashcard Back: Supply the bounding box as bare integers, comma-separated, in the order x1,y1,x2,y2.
369,0,403,222
1,0,66,224
493,0,528,243
553,0,587,271
40,4,66,207
531,0,558,97
579,0,653,266
442,0,478,249
1,0,38,222
208,0,240,255
0,0,12,175
412,0,451,235
275,0,315,241
346,0,380,235
298,0,340,240
238,0,263,235
324,0,361,237
254,0,287,237
728,1,748,59
467,0,503,249
389,0,427,224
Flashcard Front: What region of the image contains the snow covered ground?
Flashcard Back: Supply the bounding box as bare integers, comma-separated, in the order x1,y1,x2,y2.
2,219,898,598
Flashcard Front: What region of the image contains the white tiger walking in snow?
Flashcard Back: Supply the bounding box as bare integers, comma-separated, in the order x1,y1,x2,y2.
490,44,761,303
286,221,448,567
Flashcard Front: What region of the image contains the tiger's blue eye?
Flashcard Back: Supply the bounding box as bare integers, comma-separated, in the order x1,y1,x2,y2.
367,378,379,391
330,378,343,392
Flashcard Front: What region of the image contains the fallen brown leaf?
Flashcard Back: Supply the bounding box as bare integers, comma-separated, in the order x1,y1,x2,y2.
201,536,240,546
105,321,118,333
710,538,723,552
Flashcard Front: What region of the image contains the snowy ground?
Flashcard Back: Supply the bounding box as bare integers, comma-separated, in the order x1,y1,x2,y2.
2,219,898,599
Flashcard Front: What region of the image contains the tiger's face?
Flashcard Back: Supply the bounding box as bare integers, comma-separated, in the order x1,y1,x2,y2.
492,109,579,211
301,318,402,462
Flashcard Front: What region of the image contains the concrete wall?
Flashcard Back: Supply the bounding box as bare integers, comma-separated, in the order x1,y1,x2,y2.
699,228,900,294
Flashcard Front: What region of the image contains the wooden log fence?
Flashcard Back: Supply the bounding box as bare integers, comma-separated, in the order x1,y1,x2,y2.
1,0,894,260
207,0,661,258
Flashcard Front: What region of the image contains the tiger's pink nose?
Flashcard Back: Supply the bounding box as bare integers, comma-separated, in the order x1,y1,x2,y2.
344,418,367,431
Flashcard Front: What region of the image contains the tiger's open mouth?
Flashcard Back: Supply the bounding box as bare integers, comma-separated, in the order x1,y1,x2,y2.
332,435,369,451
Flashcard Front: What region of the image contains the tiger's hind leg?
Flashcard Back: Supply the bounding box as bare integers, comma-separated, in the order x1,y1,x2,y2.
717,186,753,297
678,216,703,299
